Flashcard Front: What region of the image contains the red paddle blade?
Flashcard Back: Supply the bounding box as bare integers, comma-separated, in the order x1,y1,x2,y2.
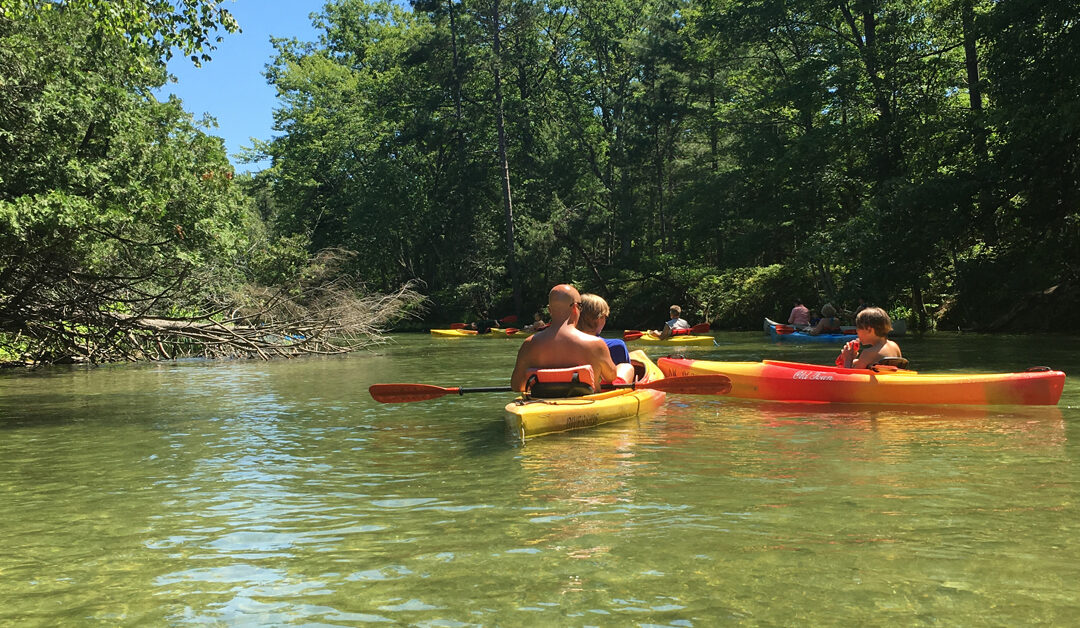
369,383,456,403
690,323,711,333
499,315,519,324
775,325,795,335
450,323,466,329
504,328,520,335
640,374,732,395
623,331,644,341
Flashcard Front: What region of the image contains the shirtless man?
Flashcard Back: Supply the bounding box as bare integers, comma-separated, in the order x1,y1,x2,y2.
511,284,623,392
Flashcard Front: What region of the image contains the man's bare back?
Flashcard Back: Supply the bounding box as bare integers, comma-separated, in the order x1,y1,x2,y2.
510,284,619,392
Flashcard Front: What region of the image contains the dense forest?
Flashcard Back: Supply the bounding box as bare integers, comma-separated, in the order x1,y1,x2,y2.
2,0,1077,363
251,0,1077,332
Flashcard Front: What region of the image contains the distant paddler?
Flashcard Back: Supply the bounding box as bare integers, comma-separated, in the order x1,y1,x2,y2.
651,304,691,340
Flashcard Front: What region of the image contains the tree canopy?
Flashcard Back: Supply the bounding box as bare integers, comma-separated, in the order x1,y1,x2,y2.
252,0,1078,331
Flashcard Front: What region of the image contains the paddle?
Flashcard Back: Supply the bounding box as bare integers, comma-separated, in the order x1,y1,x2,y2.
369,374,733,404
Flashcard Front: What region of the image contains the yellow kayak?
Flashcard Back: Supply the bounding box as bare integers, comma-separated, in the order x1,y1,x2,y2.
430,328,526,338
505,350,666,439
633,331,716,346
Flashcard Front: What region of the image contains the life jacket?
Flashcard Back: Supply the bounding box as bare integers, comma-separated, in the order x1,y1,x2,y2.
671,327,691,336
524,365,595,398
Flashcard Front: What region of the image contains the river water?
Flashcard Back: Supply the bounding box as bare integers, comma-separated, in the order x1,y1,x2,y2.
1,331,1078,625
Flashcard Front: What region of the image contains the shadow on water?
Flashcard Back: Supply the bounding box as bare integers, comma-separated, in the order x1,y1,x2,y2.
460,417,518,453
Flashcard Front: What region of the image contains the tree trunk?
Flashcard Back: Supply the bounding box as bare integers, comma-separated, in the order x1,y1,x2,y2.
961,0,987,165
491,0,521,314
707,64,718,172
838,1,900,179
448,0,464,149
912,284,927,332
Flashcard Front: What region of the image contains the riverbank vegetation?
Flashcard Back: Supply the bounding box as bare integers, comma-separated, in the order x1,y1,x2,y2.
2,1,1076,366
0,1,422,365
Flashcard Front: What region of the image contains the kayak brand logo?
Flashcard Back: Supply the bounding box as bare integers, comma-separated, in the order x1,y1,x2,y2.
792,370,834,381
565,414,599,430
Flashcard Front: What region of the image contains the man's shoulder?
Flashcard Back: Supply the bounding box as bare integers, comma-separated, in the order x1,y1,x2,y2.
572,331,609,351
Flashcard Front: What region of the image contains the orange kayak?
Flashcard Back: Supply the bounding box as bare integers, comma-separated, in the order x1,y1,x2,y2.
656,357,1065,406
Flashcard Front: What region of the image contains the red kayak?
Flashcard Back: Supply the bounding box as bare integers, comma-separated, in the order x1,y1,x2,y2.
657,357,1065,406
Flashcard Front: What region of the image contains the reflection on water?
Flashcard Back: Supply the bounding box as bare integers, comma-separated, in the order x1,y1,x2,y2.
1,332,1079,624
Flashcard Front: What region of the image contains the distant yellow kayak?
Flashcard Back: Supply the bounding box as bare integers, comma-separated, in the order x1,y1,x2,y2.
632,331,716,346
430,328,527,338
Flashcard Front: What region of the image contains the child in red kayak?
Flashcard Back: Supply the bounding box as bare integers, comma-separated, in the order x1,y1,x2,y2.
837,307,903,369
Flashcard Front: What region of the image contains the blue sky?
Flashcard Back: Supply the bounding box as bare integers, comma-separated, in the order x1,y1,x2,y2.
156,1,324,173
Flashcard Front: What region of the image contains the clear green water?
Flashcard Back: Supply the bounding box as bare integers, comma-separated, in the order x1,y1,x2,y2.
2,332,1079,625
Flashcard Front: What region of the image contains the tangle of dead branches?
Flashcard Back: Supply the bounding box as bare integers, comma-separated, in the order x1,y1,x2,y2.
1,249,426,365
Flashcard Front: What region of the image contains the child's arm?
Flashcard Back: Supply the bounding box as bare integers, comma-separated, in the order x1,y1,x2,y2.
837,339,860,368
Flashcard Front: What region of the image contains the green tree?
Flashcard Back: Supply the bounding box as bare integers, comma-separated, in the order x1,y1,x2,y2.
0,3,419,364
0,0,239,65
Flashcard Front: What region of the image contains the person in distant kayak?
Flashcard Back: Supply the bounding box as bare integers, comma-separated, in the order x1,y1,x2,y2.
808,303,842,335
788,299,810,328
837,307,902,369
654,304,691,339
576,293,636,383
523,311,548,332
468,318,499,334
511,284,625,392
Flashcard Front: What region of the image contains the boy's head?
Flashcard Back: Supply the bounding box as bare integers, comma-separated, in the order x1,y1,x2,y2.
856,307,892,337
669,305,682,318
579,293,610,330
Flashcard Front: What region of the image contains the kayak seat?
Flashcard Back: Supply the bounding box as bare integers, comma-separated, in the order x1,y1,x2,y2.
872,356,910,371
525,365,595,398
